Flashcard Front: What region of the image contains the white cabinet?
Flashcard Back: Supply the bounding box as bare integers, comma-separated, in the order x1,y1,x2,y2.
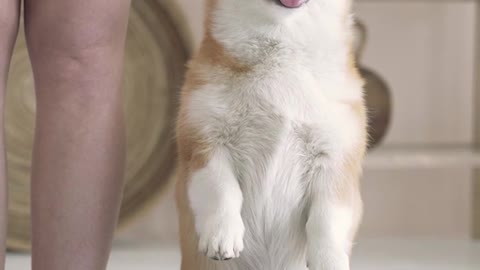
355,1,479,239
356,2,476,146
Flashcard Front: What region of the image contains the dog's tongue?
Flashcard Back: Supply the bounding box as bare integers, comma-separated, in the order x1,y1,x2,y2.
279,0,306,8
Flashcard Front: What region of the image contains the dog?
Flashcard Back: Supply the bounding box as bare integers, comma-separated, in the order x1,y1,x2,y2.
175,0,367,269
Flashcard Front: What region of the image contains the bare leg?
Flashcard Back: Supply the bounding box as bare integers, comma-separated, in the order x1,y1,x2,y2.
24,0,130,269
0,1,20,269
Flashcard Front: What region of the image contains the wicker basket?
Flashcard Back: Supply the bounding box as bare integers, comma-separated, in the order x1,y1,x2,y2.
5,0,190,251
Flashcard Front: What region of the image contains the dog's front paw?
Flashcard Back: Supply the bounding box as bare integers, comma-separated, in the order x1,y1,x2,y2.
197,214,245,261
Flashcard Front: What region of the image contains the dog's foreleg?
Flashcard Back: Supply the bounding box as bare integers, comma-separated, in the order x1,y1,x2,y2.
188,148,244,261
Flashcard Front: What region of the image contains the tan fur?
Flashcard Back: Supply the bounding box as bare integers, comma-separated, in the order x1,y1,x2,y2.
175,7,232,265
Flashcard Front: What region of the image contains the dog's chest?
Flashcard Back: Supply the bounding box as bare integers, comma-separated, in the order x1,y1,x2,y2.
189,66,361,177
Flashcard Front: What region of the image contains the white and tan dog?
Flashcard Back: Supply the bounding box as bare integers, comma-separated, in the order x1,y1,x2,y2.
176,0,367,269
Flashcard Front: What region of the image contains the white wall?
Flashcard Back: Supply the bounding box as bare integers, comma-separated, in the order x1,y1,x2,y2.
356,1,477,238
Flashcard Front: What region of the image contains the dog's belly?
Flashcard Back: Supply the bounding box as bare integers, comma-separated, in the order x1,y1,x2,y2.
226,122,318,270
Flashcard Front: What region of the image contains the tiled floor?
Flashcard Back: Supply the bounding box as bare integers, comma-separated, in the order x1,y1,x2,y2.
6,239,480,270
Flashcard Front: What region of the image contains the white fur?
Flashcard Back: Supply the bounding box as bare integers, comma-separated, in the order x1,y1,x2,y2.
185,1,364,269
189,149,245,260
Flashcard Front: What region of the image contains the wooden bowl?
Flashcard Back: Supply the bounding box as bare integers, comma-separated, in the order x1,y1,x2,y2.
353,19,392,149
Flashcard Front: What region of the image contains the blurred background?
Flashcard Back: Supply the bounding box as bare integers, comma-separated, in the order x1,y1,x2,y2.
5,0,480,269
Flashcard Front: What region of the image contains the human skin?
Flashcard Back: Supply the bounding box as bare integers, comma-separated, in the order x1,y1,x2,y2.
1,0,131,269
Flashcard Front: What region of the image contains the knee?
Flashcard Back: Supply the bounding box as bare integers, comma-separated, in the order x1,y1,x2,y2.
29,46,123,105
21,2,129,110
26,30,122,76
27,40,125,112
25,15,127,80
26,27,125,101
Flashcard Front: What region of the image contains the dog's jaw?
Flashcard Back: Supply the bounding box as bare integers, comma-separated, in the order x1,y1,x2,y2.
208,0,353,69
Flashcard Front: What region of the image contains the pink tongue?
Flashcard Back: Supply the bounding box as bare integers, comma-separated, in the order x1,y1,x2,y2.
279,0,306,8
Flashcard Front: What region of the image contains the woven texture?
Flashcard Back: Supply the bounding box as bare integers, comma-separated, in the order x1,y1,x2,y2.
5,0,189,251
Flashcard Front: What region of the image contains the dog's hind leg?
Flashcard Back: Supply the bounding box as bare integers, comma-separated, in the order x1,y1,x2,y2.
305,163,363,270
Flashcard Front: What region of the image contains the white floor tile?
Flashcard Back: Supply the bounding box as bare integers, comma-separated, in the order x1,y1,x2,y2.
6,239,480,270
